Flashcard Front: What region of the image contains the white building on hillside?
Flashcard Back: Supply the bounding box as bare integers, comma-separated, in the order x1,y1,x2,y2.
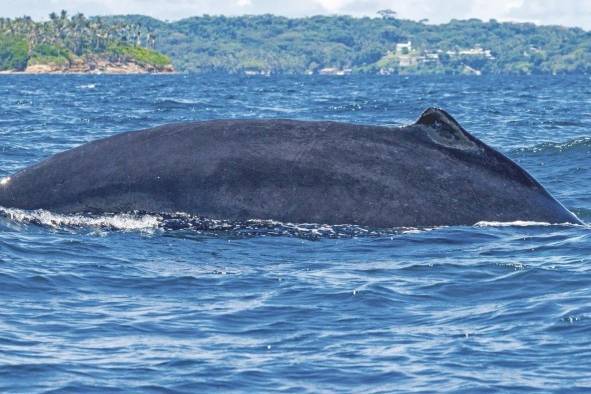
396,41,412,53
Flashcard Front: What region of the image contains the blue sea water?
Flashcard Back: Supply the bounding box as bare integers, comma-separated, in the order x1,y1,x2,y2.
0,74,590,393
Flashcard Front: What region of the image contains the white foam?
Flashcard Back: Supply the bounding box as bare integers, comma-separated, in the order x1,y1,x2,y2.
6,206,580,236
475,220,555,227
0,207,160,231
401,227,437,234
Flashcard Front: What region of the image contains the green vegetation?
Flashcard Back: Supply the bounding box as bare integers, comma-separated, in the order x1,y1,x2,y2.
2,12,590,74
108,44,171,67
28,43,72,66
102,13,591,75
0,35,28,70
0,12,172,71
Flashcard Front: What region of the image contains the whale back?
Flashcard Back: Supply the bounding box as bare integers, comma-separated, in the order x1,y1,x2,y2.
0,109,581,227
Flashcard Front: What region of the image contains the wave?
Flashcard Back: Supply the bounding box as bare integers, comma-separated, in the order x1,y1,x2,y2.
0,207,411,238
154,98,207,109
572,208,591,221
514,137,591,154
1,207,584,238
77,83,96,90
473,220,583,228
0,207,159,231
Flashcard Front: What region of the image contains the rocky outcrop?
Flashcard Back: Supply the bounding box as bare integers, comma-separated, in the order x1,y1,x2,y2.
23,59,174,74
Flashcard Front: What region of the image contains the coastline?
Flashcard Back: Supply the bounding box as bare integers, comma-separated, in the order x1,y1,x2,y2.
0,63,174,75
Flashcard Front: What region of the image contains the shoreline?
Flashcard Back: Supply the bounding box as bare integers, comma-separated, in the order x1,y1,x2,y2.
0,70,178,75
1,70,584,76
0,62,175,75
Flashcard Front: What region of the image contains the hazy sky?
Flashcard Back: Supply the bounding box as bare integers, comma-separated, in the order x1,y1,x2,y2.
2,0,590,29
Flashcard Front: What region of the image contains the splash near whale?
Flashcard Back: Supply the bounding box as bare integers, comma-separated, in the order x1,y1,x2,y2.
0,108,582,228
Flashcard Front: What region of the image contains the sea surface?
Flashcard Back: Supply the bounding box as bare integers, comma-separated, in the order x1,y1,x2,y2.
0,74,590,393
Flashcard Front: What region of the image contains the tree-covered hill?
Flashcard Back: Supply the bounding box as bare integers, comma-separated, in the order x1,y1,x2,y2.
0,12,173,72
103,14,591,75
2,12,590,75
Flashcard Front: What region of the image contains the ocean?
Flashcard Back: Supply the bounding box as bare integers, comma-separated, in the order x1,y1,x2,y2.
0,74,590,393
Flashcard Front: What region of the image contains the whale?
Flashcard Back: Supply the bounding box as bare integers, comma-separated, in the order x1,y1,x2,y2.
0,108,582,228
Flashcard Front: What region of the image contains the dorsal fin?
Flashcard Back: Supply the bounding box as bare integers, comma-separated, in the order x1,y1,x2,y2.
415,108,477,151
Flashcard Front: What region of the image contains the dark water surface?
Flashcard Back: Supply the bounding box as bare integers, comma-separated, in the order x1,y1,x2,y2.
0,74,590,393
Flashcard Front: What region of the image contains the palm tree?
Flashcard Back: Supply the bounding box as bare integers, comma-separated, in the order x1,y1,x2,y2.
377,9,397,19
148,32,156,49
